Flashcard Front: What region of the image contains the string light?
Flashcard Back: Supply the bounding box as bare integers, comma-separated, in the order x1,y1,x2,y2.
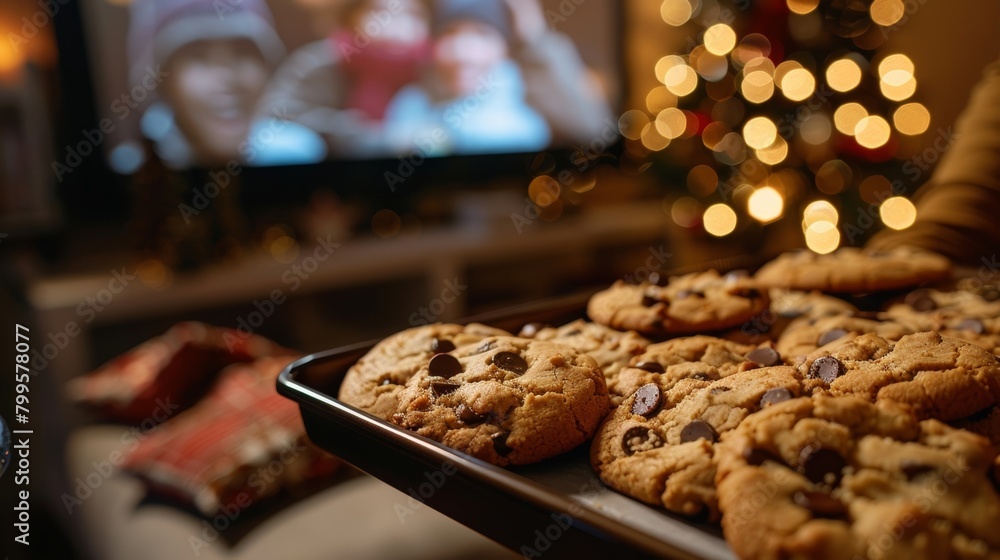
780,68,816,101
880,196,917,229
834,103,868,135
826,58,862,92
655,107,688,139
803,200,839,229
870,0,906,27
805,220,840,254
747,186,784,223
618,110,649,140
854,115,892,149
743,117,778,149
660,0,693,26
704,204,738,236
893,103,931,135
664,64,699,96
757,136,789,165
787,0,819,14
704,24,737,56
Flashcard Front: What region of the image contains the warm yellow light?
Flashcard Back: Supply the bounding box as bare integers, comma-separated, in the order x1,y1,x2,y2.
694,51,729,82
743,117,778,150
880,196,917,230
854,115,892,149
834,103,868,135
529,176,561,207
646,86,677,113
655,55,685,83
741,71,775,104
880,74,917,101
704,204,738,236
774,61,803,85
878,54,915,79
756,136,788,165
655,107,688,139
826,58,862,92
661,0,693,26
732,35,772,66
641,123,670,151
893,103,931,135
787,0,819,14
704,24,737,56
780,68,816,101
618,110,649,141
805,220,840,254
664,64,699,96
748,186,784,223
871,0,905,26
803,200,839,229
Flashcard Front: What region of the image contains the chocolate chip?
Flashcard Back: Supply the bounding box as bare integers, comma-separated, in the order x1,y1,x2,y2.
519,323,545,337
692,372,713,381
680,420,717,443
710,386,731,395
631,384,662,417
676,289,704,299
431,338,455,353
778,308,805,319
456,404,486,425
492,432,514,456
817,329,849,347
798,447,847,486
431,382,460,397
493,351,528,375
564,329,583,336
792,490,847,518
746,347,781,367
641,295,660,307
429,354,463,378
743,447,782,466
900,459,937,480
760,387,793,408
955,318,985,334
905,290,937,312
809,356,845,383
621,427,662,456
981,286,1000,302
635,361,665,373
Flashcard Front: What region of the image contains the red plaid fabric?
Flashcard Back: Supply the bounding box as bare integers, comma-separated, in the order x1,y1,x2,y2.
123,356,339,515
70,322,295,423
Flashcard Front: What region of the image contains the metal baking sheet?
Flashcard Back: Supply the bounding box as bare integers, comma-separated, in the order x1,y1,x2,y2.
277,292,735,559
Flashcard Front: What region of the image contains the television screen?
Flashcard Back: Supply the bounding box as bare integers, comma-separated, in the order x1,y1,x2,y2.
78,0,622,174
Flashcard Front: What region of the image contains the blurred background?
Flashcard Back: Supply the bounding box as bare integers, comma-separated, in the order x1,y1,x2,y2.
0,0,997,558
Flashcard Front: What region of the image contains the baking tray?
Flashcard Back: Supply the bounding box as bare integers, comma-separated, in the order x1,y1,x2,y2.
277,291,735,559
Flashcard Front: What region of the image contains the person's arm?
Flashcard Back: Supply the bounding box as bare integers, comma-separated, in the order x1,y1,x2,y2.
868,57,1000,265
504,0,614,145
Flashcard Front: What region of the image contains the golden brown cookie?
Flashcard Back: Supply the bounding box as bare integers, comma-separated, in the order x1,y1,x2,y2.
722,289,858,346
776,313,915,359
338,323,510,419
590,366,810,519
797,332,1000,422
587,271,770,336
716,394,1000,560
392,336,609,466
754,247,951,293
518,319,650,387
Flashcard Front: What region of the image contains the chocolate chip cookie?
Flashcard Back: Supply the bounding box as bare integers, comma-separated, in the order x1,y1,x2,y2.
754,247,952,293
587,271,770,336
723,289,859,345
338,323,510,419
518,319,650,385
776,314,915,359
716,394,1000,560
611,335,784,403
797,332,1000,421
590,366,811,519
392,336,610,466
884,288,1000,355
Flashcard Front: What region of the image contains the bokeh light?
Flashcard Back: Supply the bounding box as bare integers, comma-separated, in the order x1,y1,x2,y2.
756,136,789,165
655,55,685,83
815,160,852,194
880,196,917,229
655,107,688,139
800,113,833,145
714,132,748,165
704,204,738,236
618,110,649,141
136,258,174,290
740,71,775,104
870,0,905,26
833,102,868,135
893,103,931,135
704,24,738,56
878,54,915,79
694,51,730,82
671,196,703,228
787,0,819,14
702,121,731,149
860,175,894,204
732,34,772,66
780,68,817,101
641,123,671,151
826,58,862,92
660,0,693,26
747,186,784,223
646,86,677,113
664,64,699,96
854,115,892,149
743,117,778,150
529,175,561,207
805,220,841,254
687,165,720,197
880,74,917,101
803,200,840,229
